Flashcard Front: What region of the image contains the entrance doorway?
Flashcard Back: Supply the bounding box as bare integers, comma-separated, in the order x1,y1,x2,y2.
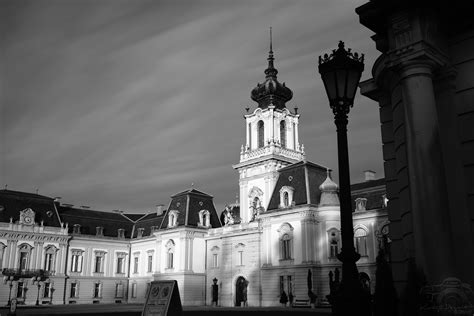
235,276,248,307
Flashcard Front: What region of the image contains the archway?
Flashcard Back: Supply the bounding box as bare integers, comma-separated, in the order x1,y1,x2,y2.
235,276,248,307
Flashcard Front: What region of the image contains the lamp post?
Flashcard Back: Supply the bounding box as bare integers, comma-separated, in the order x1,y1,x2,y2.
318,41,369,316
4,275,15,306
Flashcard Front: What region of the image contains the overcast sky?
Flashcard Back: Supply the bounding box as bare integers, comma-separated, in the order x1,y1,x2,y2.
1,0,383,214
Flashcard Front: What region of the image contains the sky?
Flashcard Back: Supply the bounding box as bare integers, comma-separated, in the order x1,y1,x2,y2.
1,0,383,214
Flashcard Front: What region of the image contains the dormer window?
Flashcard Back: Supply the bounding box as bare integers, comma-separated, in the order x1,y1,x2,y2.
137,228,145,238
198,210,211,228
117,228,125,239
96,226,104,236
168,210,179,228
355,198,368,212
73,224,81,234
279,186,294,208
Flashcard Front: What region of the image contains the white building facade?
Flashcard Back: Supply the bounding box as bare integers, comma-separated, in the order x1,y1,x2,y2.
1,43,388,307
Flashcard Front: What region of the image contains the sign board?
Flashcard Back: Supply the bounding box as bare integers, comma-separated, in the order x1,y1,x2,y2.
142,280,182,316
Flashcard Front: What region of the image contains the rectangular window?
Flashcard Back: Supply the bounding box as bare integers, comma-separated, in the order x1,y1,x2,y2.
212,253,218,268
93,283,101,298
115,283,124,298
43,283,51,298
94,256,103,273
44,253,54,271
279,276,284,294
147,255,153,273
70,282,78,298
287,275,293,294
133,257,139,274
167,252,174,269
117,257,124,274
17,282,25,298
131,283,137,298
71,253,83,272
238,251,243,266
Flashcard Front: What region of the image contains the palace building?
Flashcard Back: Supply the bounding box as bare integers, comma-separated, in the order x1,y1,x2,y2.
0,42,388,307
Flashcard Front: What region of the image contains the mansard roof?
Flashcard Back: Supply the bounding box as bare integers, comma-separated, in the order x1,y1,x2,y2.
266,160,328,211
350,178,386,211
0,189,62,227
132,212,166,238
58,205,135,238
160,187,222,229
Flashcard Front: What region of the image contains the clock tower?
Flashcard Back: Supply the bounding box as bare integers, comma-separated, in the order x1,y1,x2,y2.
233,31,305,223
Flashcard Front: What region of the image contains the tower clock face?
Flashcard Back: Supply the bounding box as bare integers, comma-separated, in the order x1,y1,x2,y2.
23,215,33,224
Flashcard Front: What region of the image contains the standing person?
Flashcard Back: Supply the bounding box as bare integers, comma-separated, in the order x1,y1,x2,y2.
211,278,219,307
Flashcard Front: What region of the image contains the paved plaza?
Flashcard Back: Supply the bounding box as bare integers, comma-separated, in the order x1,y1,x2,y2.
0,304,332,316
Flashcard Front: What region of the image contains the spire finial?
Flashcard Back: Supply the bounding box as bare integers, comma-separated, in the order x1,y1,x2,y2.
269,27,273,53
326,168,331,178
265,27,277,78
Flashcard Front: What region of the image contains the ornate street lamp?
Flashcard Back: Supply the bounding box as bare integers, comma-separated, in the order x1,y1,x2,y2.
318,41,369,316
3,275,15,306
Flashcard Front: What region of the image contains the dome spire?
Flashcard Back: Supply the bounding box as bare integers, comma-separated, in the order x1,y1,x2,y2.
265,27,277,79
251,28,292,109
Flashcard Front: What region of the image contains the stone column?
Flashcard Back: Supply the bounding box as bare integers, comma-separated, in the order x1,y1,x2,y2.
9,240,18,268
155,239,162,273
301,218,308,263
35,242,44,270
399,61,455,283
4,240,12,268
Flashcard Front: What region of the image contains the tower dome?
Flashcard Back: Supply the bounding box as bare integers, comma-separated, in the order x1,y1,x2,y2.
319,169,340,207
250,28,293,110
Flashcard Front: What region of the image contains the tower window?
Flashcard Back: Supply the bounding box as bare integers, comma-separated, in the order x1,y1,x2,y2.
328,229,340,258
258,120,265,148
280,120,286,148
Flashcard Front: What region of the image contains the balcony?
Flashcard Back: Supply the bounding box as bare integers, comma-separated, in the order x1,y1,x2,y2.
2,268,54,279
239,143,305,163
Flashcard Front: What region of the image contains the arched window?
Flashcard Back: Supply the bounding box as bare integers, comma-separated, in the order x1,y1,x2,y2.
328,229,340,258
279,186,294,208
258,120,264,148
168,210,179,228
354,228,368,257
44,245,58,272
198,210,211,228
280,120,286,148
278,223,294,262
18,243,32,271
166,240,175,269
282,234,291,259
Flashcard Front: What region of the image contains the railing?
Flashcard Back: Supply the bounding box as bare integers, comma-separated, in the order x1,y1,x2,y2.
240,144,305,162
2,268,54,279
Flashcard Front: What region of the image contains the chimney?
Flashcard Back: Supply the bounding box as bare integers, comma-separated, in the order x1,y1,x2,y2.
156,204,165,216
364,170,376,181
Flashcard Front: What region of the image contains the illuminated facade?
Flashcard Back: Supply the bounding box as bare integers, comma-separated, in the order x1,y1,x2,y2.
0,43,387,307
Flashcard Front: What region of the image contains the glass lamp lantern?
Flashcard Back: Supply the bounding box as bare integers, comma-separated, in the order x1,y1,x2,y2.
318,41,364,116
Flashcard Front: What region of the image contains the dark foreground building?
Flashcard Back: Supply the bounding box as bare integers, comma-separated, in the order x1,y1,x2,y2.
356,0,474,314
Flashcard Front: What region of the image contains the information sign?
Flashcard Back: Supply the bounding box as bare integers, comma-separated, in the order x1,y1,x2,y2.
142,280,182,316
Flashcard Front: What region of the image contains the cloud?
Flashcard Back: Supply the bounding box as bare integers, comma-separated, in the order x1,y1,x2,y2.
1,0,383,213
